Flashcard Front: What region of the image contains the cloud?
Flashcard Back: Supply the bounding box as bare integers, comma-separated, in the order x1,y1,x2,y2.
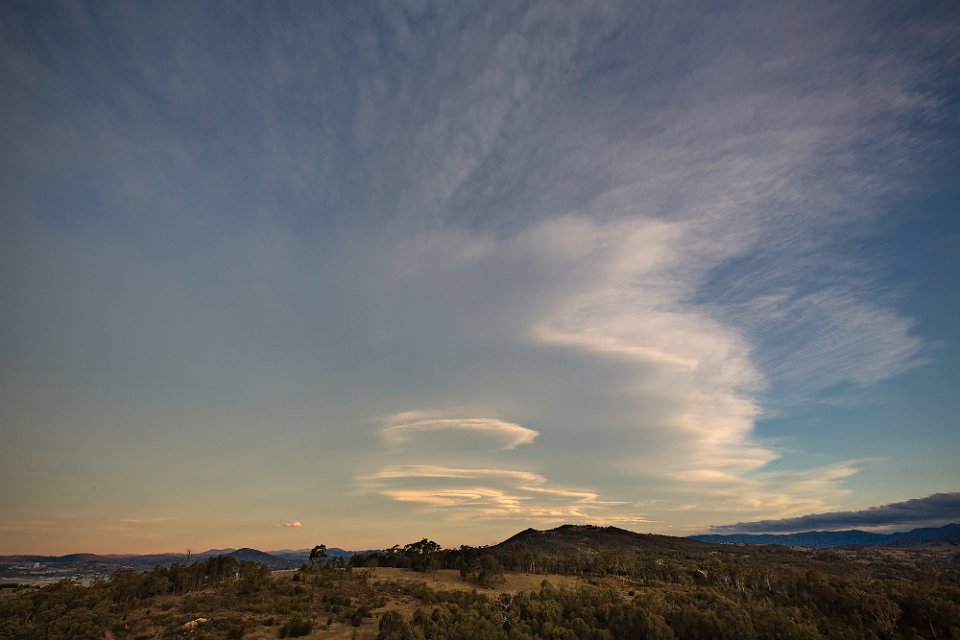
280,521,303,528
660,461,862,526
363,465,545,484
521,216,770,479
723,287,925,408
0,521,57,534
380,411,539,451
1,1,955,550
709,492,960,533
353,189,925,518
360,465,651,525
97,516,177,533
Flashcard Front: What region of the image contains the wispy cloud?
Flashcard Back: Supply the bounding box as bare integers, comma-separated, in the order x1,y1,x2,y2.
360,465,651,525
362,465,546,484
0,521,58,534
380,411,539,451
727,288,925,407
1,1,956,551
661,461,862,526
279,521,303,528
709,492,960,533
97,516,177,533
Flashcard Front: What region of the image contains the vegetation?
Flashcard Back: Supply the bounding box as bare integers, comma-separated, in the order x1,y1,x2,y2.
309,544,327,567
1,532,958,639
278,612,312,638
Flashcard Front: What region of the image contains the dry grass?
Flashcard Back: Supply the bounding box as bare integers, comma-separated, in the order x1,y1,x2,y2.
2,568,600,639
164,569,584,640
231,569,589,639
362,567,583,595
238,623,381,640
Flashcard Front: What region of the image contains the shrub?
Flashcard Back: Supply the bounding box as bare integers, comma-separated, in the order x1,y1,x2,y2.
378,610,416,640
278,613,312,638
350,604,371,626
219,616,245,639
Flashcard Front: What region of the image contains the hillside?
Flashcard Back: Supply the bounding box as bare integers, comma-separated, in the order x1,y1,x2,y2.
494,524,718,556
485,524,760,575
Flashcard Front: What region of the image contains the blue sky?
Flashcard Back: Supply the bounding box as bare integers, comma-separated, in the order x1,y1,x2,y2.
1,1,958,554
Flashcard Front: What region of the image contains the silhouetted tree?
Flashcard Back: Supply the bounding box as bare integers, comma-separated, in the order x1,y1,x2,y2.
403,538,441,572
309,544,327,566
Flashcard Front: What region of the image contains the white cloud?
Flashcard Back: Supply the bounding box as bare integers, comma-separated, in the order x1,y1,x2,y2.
665,462,862,526
362,465,546,484
508,216,775,483
380,411,539,451
361,465,650,525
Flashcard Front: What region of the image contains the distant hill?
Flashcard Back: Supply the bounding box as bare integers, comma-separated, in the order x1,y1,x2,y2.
266,547,362,562
885,523,960,546
228,548,281,563
493,524,717,556
0,547,302,583
690,522,960,548
196,548,236,557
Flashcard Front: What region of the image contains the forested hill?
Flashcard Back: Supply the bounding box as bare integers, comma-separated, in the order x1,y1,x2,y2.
690,522,960,548
493,524,719,556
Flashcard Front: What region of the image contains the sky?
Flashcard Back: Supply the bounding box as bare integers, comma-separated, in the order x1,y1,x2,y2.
1,1,959,555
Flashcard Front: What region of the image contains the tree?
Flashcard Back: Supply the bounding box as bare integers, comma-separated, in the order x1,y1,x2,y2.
403,539,441,572
309,544,327,567
475,554,506,588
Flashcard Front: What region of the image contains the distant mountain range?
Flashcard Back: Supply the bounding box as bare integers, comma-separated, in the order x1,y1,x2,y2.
0,545,378,584
690,523,960,548
0,546,360,569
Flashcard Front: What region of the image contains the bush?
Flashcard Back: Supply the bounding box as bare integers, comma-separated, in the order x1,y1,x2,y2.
378,610,416,640
278,613,312,638
220,616,245,639
350,604,371,626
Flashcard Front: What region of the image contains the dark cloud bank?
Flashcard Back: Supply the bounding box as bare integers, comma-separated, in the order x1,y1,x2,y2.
710,492,960,533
